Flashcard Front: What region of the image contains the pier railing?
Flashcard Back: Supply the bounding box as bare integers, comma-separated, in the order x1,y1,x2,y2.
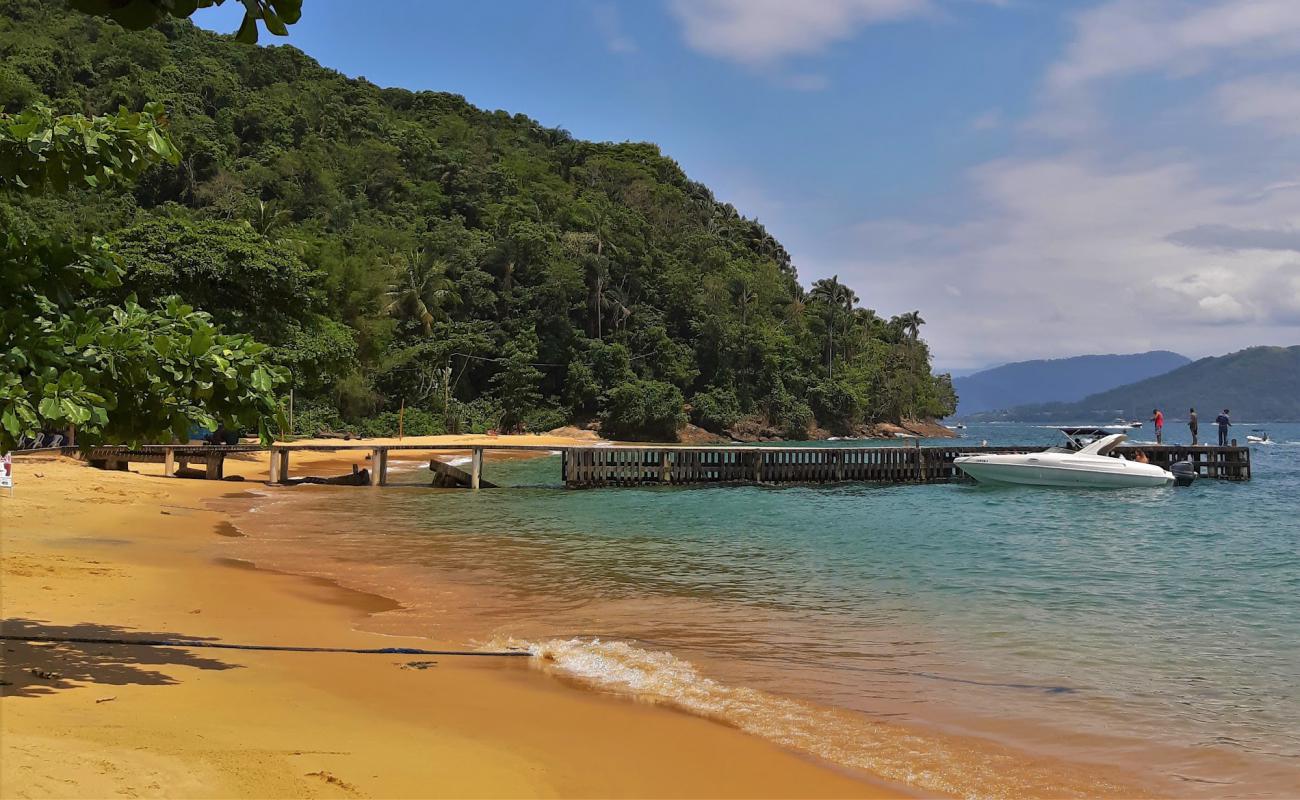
560,444,1250,486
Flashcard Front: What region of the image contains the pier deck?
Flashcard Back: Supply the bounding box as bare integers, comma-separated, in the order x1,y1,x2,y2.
254,441,1251,487
76,441,1251,486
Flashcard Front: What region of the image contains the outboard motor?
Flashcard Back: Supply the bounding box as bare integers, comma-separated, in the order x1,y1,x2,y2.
1170,460,1197,487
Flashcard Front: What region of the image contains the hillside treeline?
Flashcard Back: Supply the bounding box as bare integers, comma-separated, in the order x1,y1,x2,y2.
0,0,955,440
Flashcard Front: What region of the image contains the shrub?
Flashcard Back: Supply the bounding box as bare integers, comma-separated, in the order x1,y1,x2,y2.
600,379,685,441
763,386,813,440
809,378,860,434
447,397,502,433
522,406,570,433
292,403,343,436
691,385,741,433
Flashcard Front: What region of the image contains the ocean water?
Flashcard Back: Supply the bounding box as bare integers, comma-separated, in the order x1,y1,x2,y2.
231,423,1300,797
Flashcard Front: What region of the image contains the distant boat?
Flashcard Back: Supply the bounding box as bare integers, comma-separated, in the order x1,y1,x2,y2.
954,433,1193,488
1247,431,1271,444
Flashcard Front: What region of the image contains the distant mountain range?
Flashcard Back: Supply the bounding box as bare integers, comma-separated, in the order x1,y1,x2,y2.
967,346,1300,422
953,351,1191,416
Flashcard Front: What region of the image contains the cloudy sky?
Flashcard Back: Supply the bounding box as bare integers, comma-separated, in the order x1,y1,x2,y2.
198,0,1300,371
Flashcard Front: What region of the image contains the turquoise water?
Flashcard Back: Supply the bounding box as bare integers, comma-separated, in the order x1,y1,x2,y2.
242,423,1300,796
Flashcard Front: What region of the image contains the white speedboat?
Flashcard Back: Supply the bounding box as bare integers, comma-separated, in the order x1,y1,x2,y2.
954,433,1180,488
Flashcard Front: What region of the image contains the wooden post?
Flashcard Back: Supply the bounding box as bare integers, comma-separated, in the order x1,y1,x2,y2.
398,399,405,440
378,448,389,486
268,447,279,484
660,451,671,484
164,447,175,478
471,447,483,490
278,449,290,484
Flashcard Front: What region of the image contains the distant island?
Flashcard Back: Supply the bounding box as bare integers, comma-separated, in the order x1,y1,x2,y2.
954,351,1190,416
1,4,954,443
967,346,1300,422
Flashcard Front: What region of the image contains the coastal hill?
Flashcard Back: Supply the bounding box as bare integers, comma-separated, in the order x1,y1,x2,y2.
0,2,954,441
954,351,1190,416
969,346,1300,422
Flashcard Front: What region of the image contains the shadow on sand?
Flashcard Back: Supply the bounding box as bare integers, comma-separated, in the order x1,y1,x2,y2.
0,618,240,698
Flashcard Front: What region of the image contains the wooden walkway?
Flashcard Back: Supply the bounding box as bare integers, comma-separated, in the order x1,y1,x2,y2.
264,441,1249,487
79,441,1252,486
83,444,262,480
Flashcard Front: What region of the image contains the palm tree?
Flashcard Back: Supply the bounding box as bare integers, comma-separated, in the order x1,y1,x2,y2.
898,310,925,341
249,198,291,238
809,275,858,376
602,283,633,333
730,276,758,325
384,248,459,335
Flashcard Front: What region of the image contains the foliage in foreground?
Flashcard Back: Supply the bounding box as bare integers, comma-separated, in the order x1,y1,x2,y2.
0,99,285,451
1,2,955,441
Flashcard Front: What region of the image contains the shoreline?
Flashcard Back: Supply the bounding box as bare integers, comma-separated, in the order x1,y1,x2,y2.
0,441,904,798
210,446,1158,798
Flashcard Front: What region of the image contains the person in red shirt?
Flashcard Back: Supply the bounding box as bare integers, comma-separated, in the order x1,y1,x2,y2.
1151,408,1164,444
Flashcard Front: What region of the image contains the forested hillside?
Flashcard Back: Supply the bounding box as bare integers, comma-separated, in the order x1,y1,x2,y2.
973,346,1300,422
954,351,1189,416
0,0,955,440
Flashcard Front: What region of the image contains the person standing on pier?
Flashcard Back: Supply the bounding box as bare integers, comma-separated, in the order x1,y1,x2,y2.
1216,409,1231,446
1188,408,1199,445
1151,408,1164,444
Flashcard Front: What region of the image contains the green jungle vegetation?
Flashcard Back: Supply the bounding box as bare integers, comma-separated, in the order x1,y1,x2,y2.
1,0,956,445
971,346,1300,423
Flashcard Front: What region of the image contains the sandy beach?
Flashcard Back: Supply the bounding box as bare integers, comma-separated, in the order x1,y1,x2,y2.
0,437,900,799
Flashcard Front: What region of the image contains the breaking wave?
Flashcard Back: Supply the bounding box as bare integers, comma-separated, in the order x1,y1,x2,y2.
485,636,1135,799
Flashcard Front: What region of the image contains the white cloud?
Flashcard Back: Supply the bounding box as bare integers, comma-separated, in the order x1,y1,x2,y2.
1048,0,1300,92
667,0,933,66
826,154,1300,366
1215,73,1300,134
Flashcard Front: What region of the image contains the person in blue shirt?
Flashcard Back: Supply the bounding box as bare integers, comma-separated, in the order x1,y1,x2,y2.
1216,409,1231,446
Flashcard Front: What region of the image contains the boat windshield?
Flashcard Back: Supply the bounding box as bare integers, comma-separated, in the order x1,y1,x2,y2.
1043,446,1073,454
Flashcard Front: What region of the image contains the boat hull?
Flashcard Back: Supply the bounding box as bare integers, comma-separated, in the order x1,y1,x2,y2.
954,457,1173,488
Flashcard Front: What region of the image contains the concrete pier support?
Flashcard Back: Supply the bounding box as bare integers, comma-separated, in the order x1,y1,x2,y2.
471,448,483,489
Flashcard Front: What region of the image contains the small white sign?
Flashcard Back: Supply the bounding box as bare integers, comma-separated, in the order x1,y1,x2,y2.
1,451,12,493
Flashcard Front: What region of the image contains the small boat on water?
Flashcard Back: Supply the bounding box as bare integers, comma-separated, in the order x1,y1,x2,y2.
954,432,1194,488
1247,431,1271,444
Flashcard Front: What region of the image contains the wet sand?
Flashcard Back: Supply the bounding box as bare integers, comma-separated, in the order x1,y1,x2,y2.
0,438,901,798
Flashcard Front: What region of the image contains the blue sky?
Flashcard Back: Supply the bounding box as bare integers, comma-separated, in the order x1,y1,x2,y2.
197,1,1300,370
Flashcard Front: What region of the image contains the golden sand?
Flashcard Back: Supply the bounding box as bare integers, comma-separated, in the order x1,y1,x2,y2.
0,438,900,798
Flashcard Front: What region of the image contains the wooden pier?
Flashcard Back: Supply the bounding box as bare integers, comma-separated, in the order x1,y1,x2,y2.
560,443,1250,487
254,441,1250,488
77,441,1251,486
83,444,262,480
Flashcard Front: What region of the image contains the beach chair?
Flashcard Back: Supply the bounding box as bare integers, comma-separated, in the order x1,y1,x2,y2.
46,434,64,448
